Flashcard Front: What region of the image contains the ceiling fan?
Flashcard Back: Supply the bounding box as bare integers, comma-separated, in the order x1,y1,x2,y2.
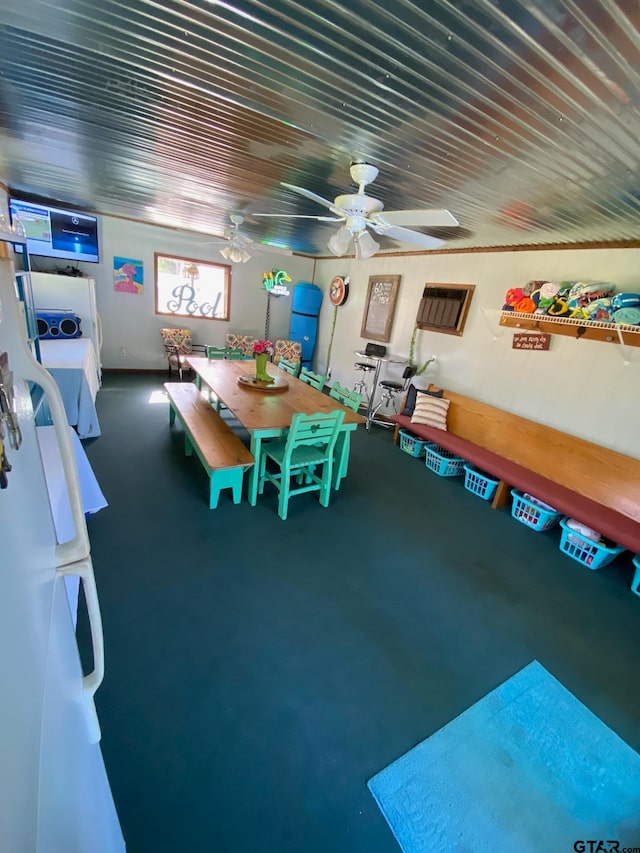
205,214,292,263
254,163,459,259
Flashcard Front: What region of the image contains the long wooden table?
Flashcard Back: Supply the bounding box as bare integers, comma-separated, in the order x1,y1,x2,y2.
187,357,366,505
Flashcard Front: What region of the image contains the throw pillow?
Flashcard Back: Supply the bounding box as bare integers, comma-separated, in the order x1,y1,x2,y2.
401,385,444,417
410,395,450,430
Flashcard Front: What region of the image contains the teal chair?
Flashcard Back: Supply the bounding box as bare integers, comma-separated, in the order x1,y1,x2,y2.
329,382,362,411
299,367,326,391
206,346,228,359
226,347,245,360
258,410,345,520
328,383,363,490
278,357,300,376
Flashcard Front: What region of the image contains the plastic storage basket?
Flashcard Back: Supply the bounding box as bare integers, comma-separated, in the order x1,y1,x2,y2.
558,517,625,570
510,489,561,532
631,554,640,597
398,429,432,458
463,465,499,501
424,444,465,477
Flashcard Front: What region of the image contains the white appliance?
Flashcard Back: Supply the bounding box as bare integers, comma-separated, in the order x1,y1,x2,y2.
30,271,102,381
0,255,124,852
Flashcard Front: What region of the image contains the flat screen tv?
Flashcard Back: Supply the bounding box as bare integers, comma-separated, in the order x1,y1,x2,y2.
9,196,100,263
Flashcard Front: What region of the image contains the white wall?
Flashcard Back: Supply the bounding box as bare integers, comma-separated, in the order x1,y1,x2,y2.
312,249,640,459
13,199,639,458
29,215,315,371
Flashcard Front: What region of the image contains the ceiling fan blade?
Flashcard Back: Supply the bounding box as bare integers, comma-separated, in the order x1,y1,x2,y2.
280,183,346,218
374,224,446,250
252,213,341,222
373,209,459,228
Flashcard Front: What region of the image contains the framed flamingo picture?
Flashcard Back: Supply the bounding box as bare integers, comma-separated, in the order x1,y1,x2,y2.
114,256,144,294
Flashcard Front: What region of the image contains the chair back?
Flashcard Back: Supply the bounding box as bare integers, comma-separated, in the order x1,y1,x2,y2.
274,339,302,368
226,347,245,360
207,345,228,359
398,365,418,390
284,410,345,459
329,382,362,412
161,327,192,354
278,357,299,376
225,334,255,358
299,367,326,391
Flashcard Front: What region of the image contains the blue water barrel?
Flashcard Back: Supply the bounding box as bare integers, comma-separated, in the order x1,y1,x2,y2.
290,283,323,368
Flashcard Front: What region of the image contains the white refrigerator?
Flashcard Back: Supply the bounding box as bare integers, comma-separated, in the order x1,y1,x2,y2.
0,254,124,852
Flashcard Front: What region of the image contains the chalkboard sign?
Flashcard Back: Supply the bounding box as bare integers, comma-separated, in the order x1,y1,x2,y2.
361,275,400,342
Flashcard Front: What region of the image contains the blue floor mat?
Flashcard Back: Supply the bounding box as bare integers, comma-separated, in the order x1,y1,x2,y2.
368,661,640,853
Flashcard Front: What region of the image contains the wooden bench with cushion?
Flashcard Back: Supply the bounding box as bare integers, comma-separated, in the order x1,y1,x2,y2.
164,382,254,508
391,387,640,555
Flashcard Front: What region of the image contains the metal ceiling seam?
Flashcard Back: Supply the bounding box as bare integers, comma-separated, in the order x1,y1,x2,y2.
467,0,639,147
432,0,640,167
50,0,614,181
539,0,640,91
5,25,616,190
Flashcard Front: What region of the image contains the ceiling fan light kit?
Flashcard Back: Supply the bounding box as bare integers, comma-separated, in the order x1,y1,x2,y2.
207,213,292,263
271,163,459,259
220,244,251,263
354,230,379,260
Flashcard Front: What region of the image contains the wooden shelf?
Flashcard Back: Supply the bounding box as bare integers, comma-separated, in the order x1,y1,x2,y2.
499,311,640,348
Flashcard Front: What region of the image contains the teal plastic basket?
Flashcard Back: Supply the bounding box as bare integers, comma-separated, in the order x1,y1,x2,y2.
510,489,561,532
463,465,499,501
424,445,465,477
398,429,432,458
632,555,640,597
559,517,625,570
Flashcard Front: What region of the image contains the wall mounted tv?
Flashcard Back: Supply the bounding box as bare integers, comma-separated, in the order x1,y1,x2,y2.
9,197,100,263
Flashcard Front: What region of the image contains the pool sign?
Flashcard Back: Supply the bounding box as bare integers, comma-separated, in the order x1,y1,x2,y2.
512,332,551,351
263,269,291,296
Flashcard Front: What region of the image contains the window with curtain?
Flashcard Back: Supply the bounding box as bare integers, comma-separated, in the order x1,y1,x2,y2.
155,253,231,321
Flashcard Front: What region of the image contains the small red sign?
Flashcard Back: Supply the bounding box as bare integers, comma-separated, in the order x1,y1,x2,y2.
512,332,551,351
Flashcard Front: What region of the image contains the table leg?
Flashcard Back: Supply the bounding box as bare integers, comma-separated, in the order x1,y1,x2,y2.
248,427,286,506
366,359,383,430
333,426,357,489
248,433,262,506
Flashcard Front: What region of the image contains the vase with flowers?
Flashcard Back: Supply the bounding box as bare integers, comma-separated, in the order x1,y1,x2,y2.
252,339,274,382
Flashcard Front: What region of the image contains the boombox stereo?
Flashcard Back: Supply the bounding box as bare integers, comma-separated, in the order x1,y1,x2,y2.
36,310,83,339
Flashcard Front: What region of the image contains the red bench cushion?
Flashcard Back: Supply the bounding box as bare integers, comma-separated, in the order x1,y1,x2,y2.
393,414,640,553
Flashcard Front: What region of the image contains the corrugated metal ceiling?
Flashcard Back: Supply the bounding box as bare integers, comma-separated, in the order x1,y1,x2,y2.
0,0,639,255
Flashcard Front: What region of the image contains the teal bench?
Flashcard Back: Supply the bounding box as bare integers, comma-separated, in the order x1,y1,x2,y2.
164,382,254,508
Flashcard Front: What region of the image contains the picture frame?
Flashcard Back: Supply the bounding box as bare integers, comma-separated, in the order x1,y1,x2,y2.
361,275,401,342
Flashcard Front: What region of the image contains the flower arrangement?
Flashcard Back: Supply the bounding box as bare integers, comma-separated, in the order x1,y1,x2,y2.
252,339,274,356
